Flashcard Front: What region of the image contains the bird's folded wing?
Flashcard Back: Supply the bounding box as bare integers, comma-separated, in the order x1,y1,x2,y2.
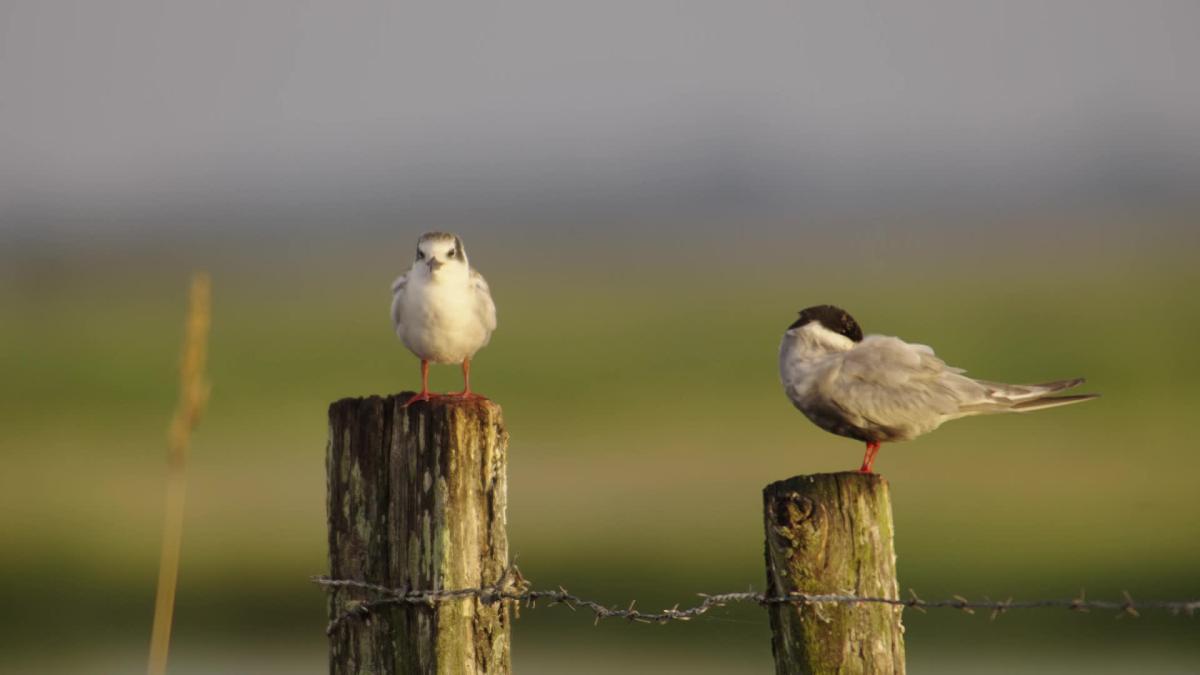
472,270,498,333
390,273,407,332
827,335,981,427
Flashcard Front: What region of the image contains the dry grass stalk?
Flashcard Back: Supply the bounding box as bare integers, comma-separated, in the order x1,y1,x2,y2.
148,273,211,675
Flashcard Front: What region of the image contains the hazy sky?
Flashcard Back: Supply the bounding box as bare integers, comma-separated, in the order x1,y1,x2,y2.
2,1,1198,231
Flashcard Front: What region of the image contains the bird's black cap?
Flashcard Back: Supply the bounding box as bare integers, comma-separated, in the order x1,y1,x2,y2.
788,305,863,342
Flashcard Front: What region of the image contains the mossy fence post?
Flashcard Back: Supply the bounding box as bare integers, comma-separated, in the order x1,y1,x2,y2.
326,394,511,675
763,472,906,674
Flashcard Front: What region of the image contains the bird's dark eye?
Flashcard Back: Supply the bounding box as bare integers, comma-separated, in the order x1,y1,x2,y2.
416,250,425,260
447,249,456,257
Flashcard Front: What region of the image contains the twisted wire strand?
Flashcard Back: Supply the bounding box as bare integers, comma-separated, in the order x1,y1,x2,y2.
313,566,1200,635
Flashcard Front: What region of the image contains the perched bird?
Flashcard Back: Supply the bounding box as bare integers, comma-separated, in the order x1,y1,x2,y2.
391,232,497,406
779,305,1097,473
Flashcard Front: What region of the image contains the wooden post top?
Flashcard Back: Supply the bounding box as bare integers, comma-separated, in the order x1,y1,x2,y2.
765,471,887,490
329,392,503,412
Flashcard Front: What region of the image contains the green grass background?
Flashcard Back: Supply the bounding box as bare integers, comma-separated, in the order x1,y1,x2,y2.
2,216,1198,673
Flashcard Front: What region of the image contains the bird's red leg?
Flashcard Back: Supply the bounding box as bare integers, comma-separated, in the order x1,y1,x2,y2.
858,441,881,474
404,360,437,407
450,358,488,401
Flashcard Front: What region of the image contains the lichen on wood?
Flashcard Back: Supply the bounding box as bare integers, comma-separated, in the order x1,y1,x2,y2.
327,394,511,675
763,472,905,674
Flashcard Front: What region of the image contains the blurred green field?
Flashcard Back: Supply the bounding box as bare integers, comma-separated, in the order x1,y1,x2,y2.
2,219,1199,673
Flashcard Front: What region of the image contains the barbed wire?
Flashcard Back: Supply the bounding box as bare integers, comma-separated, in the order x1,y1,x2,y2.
313,564,1200,636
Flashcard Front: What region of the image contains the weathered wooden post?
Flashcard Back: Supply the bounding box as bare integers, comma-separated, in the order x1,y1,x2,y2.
326,394,511,675
763,473,905,674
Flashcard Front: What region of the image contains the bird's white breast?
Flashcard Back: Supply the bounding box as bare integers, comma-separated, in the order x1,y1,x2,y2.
779,349,833,412
397,275,491,364
778,325,846,401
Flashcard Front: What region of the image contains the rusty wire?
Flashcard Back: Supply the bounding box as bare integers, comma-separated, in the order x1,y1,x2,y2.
313,565,1200,635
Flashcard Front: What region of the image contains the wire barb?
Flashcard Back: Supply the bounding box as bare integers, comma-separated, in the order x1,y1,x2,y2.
1071,589,1090,613
952,595,975,615
988,597,1013,622
907,588,927,614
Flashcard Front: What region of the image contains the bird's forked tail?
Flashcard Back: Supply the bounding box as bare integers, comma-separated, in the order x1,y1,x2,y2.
1010,392,1100,412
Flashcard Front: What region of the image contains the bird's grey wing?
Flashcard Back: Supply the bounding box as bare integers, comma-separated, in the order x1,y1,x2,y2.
390,273,407,334
907,341,966,373
472,269,497,333
824,335,985,436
